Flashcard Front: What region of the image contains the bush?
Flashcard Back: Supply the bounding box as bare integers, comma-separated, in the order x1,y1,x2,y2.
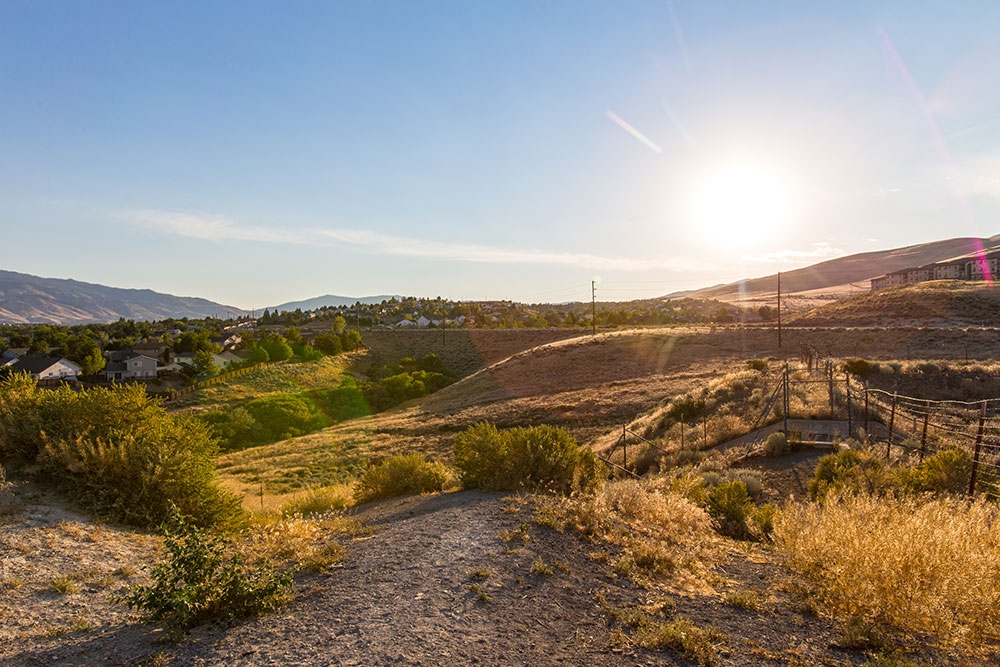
896,448,972,495
762,432,788,457
808,449,886,500
453,423,603,495
119,507,294,635
0,376,240,528
842,358,877,379
746,359,768,372
705,480,774,540
353,453,452,504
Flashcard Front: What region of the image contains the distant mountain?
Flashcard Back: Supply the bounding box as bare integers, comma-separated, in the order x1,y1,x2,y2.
0,270,248,325
685,235,1000,299
267,294,403,313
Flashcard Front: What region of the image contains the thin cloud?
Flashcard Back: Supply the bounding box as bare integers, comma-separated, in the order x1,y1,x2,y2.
122,209,696,272
126,209,304,245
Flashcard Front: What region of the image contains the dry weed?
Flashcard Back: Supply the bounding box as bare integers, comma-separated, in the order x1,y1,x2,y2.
774,493,1000,656
534,478,721,592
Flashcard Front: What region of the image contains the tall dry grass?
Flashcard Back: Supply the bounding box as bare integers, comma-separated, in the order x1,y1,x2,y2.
774,493,1000,655
534,477,721,592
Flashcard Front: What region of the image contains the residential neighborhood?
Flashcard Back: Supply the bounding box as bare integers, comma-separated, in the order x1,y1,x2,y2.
870,246,1000,290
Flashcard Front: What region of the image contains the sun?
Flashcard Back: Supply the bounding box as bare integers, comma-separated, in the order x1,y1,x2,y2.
690,162,791,247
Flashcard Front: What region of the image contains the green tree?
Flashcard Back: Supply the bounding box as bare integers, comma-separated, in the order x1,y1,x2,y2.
194,349,218,376
81,347,107,376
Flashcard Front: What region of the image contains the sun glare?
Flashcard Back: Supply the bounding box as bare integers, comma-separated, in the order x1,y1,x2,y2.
691,163,790,247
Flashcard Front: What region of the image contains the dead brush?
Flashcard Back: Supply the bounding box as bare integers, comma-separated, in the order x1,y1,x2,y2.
534,477,722,592
243,513,363,572
774,493,1000,657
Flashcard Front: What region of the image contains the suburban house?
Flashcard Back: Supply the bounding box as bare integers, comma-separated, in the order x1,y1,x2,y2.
131,341,171,365
871,246,1000,290
104,351,159,381
6,354,81,381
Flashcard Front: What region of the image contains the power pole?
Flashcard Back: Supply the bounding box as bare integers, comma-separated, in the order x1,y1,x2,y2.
591,280,597,335
777,271,782,349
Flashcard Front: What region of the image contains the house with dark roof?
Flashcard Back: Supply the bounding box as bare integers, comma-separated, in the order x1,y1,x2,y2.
104,351,158,381
7,354,81,381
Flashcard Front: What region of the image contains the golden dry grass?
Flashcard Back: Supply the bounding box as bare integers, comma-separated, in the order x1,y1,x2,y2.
773,493,1000,656
534,477,722,592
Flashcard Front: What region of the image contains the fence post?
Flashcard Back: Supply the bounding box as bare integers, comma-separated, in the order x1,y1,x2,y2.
703,414,708,448
783,363,789,438
968,401,987,497
886,392,897,461
622,424,627,471
919,401,930,461
863,382,870,442
680,418,685,449
828,361,835,419
845,373,853,440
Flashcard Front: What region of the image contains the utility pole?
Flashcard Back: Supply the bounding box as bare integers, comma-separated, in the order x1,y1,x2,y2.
777,271,782,349
591,280,597,335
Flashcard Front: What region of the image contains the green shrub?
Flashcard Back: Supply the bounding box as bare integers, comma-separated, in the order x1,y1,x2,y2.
119,507,293,635
453,423,603,495
746,359,768,372
0,373,44,460
353,453,451,504
243,394,324,442
705,480,774,540
897,448,972,495
0,376,240,528
808,449,886,500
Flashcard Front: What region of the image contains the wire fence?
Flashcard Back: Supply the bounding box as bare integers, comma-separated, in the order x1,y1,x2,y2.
603,360,1000,498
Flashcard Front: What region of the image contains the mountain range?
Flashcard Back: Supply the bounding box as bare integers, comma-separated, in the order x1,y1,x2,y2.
3,234,999,324
0,270,248,325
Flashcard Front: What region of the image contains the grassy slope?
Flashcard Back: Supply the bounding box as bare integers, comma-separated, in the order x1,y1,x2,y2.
790,280,1000,327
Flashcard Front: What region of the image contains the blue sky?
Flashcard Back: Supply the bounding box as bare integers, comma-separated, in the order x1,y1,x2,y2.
2,1,999,310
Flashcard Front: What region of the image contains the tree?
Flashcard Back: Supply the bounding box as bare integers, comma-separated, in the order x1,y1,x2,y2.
81,348,107,376
193,349,218,377
332,316,347,335
259,336,293,362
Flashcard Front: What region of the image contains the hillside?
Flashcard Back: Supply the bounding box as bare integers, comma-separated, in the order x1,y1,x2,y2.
789,280,1000,327
0,270,248,325
691,234,1000,300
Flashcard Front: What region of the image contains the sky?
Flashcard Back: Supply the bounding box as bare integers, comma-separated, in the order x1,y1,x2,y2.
2,1,999,311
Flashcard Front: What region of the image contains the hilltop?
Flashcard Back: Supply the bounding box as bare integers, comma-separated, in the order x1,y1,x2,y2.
689,234,1000,303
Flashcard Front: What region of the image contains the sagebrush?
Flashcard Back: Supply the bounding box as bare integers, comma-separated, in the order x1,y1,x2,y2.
353,453,452,503
453,422,603,495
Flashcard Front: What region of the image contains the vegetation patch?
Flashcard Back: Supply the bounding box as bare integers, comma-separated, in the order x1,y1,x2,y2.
360,354,457,412
198,376,371,452
352,453,452,504
774,493,1000,656
453,422,603,495
0,375,240,528
119,507,294,636
534,477,721,591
